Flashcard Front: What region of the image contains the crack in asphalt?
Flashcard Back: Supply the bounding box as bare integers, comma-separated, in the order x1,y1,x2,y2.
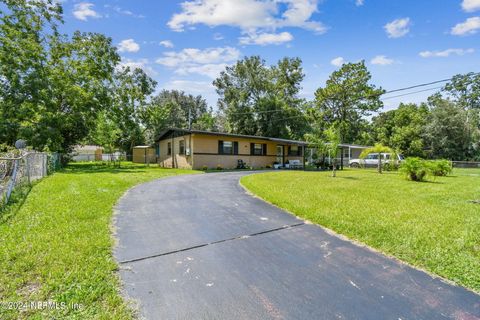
119,222,305,264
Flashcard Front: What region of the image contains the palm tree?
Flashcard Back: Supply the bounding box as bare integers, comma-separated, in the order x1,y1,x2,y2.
360,143,395,174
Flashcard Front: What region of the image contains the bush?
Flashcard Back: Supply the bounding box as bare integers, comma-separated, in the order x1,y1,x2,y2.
266,165,272,169
400,157,429,182
216,164,223,170
428,159,452,176
201,165,208,171
383,162,399,171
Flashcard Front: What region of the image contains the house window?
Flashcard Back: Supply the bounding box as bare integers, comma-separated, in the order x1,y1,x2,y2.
179,140,185,155
251,143,266,156
167,142,171,155
218,140,238,155
288,145,302,156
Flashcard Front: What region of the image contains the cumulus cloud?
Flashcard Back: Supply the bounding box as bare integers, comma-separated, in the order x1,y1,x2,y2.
160,40,174,48
451,17,480,35
156,47,240,78
239,31,293,45
167,0,326,45
118,39,140,53
419,48,475,58
384,17,410,38
164,80,215,94
370,55,394,65
73,2,101,21
462,0,480,12
117,58,158,76
330,57,345,67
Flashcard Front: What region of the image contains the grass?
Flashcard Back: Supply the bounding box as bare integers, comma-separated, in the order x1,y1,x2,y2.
241,168,480,293
0,162,199,319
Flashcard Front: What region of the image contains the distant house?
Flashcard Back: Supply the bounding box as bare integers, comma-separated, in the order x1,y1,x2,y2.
72,145,103,161
155,128,369,170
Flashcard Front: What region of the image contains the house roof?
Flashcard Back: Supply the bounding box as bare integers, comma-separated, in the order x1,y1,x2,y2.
155,128,309,146
155,128,370,149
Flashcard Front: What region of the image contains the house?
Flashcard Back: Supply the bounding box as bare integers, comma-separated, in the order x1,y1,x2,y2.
71,145,103,161
155,128,369,170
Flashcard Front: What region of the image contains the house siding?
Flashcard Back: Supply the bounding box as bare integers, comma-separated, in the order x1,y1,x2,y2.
158,134,193,169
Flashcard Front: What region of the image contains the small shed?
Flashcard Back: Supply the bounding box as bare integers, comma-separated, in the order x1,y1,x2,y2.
132,146,156,164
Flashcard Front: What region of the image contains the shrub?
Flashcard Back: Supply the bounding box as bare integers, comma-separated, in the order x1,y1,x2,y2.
201,165,208,171
216,164,223,170
383,162,399,171
428,159,452,176
400,157,429,182
266,165,272,169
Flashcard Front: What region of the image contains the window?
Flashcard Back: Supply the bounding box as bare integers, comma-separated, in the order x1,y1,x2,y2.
253,143,263,155
218,140,238,155
179,140,185,155
223,141,233,154
288,145,301,156
167,142,171,155
366,153,378,160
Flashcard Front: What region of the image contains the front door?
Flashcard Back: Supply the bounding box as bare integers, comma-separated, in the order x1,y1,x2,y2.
276,145,284,166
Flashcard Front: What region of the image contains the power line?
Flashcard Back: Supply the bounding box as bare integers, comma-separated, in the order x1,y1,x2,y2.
226,72,479,116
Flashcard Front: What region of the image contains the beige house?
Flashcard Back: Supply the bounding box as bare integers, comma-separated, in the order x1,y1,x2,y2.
155,128,307,170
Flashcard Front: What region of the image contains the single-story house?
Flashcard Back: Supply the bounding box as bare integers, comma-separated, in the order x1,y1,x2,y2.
155,128,370,170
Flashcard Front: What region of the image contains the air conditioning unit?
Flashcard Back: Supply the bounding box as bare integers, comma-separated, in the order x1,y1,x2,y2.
186,148,191,156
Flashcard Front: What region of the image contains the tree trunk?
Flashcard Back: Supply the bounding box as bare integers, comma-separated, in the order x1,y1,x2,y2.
378,157,382,174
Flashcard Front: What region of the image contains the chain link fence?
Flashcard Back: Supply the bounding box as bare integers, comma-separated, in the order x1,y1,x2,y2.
0,152,61,207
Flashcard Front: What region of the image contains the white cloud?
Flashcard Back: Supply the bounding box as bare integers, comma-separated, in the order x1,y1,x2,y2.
384,17,410,38
164,80,214,94
239,31,293,45
117,58,158,76
451,17,480,35
370,55,394,65
73,2,101,21
419,48,475,58
330,57,345,67
462,0,480,12
159,40,174,48
105,5,145,18
355,0,364,6
156,47,240,78
167,0,326,44
118,39,140,53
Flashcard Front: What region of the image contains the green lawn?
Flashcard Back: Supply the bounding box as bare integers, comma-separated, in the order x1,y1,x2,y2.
0,162,199,319
241,168,480,293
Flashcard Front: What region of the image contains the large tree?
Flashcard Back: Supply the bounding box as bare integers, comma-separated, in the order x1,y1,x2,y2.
312,61,384,144
140,90,215,143
0,0,121,153
214,56,308,139
424,95,478,160
371,103,429,157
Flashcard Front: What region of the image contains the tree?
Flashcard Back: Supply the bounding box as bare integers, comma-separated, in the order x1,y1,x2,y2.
305,125,340,177
111,67,157,152
89,111,121,155
0,1,122,153
424,95,478,160
312,61,384,144
214,56,308,139
360,143,395,174
371,103,429,157
140,90,214,143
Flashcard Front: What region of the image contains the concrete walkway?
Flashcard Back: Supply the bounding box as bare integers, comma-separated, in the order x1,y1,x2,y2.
114,172,480,320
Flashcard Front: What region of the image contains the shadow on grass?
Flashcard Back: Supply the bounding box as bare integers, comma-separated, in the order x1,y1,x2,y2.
0,183,32,224
61,162,161,175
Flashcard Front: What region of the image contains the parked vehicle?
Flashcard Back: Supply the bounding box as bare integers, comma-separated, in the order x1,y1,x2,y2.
349,153,404,168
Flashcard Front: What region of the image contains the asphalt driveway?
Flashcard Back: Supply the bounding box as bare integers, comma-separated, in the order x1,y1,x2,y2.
114,171,480,320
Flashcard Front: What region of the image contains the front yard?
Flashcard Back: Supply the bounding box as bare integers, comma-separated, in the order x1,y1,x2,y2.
0,163,199,319
241,168,480,293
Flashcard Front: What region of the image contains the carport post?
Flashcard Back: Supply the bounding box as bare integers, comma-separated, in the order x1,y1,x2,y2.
340,147,344,170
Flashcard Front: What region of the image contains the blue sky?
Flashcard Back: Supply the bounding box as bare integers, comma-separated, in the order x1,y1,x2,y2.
61,0,479,110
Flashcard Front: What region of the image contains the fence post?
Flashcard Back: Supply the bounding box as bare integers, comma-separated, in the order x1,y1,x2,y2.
5,159,19,204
